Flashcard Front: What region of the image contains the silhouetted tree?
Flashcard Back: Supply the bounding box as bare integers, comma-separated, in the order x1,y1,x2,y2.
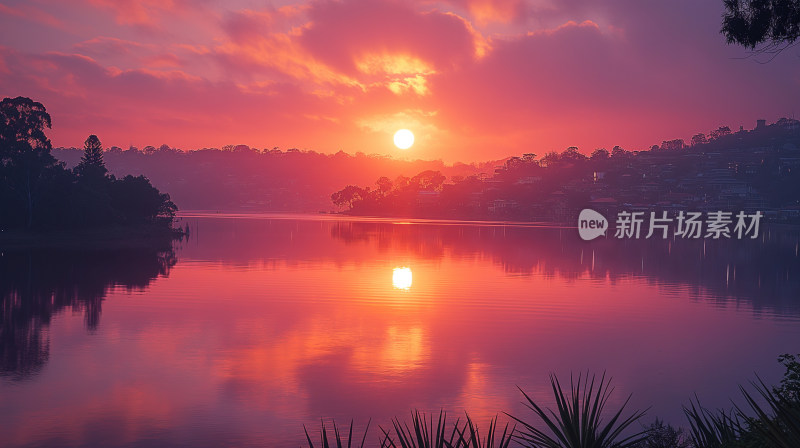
504,156,523,170
591,148,610,161
722,0,800,53
691,133,708,146
410,170,446,191
540,151,560,167
70,135,114,225
110,175,177,224
394,175,411,191
561,146,587,163
376,176,393,197
0,96,60,228
331,185,368,209
74,134,108,180
611,145,629,159
1,96,179,229
709,126,733,140
660,139,685,151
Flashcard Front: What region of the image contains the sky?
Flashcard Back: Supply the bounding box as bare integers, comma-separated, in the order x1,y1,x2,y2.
0,0,798,162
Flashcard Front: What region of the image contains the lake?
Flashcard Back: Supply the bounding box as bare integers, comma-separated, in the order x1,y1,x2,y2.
2,213,799,447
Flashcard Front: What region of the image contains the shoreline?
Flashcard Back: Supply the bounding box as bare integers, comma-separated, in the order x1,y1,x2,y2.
177,210,574,228
0,224,184,250
177,209,800,230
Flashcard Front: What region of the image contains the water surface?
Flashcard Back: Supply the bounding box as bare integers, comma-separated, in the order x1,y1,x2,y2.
2,214,799,447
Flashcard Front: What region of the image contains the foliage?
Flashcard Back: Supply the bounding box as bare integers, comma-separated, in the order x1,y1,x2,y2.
327,118,800,222
0,96,52,158
684,354,800,448
331,185,370,210
736,377,800,448
74,134,108,180
631,419,690,448
508,372,648,448
683,398,742,448
304,412,513,448
304,419,370,448
0,96,60,228
451,414,513,448
721,0,800,53
379,410,459,448
301,358,800,448
774,353,800,402
0,96,177,229
110,174,177,224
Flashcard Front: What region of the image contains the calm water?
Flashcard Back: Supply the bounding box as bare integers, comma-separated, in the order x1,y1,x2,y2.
2,213,800,447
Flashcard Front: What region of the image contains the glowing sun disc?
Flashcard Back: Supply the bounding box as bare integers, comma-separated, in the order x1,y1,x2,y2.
392,267,413,290
393,129,414,149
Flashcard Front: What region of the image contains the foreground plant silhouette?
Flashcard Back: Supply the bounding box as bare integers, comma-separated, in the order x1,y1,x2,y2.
683,382,800,448
304,411,512,448
304,418,371,448
380,410,458,448
508,372,647,448
379,410,514,448
452,413,513,448
682,398,740,448
737,377,800,448
303,360,799,448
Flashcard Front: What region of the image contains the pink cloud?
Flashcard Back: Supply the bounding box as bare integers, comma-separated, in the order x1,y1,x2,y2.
299,0,481,75
60,0,214,33
74,37,185,69
221,6,308,45
74,37,157,57
444,0,529,25
0,3,65,29
0,47,347,151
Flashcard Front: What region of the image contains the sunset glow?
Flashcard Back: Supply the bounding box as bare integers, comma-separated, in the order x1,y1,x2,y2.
3,1,800,446
0,1,797,161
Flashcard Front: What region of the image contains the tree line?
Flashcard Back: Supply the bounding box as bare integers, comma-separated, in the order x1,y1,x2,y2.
331,119,800,220
0,97,176,230
50,144,494,212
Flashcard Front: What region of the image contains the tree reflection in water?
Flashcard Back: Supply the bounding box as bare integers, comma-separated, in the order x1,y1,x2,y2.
0,247,177,380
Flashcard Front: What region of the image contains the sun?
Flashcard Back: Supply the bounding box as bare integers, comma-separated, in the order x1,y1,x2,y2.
393,129,414,149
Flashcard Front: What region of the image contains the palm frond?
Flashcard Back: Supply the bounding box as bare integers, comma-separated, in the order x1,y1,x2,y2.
508,371,647,448
379,409,459,448
304,418,371,448
682,397,740,448
452,413,514,448
735,376,800,448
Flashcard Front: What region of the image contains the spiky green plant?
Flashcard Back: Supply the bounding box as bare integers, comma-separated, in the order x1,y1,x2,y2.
508,372,648,448
682,397,741,448
736,377,800,448
379,409,459,448
452,413,514,448
304,418,371,448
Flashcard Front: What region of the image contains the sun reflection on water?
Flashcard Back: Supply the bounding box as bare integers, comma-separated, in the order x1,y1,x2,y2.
392,267,413,290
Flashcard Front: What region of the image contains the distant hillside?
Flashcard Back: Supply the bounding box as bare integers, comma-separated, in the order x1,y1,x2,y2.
51,147,499,212
329,118,800,222
52,118,800,217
